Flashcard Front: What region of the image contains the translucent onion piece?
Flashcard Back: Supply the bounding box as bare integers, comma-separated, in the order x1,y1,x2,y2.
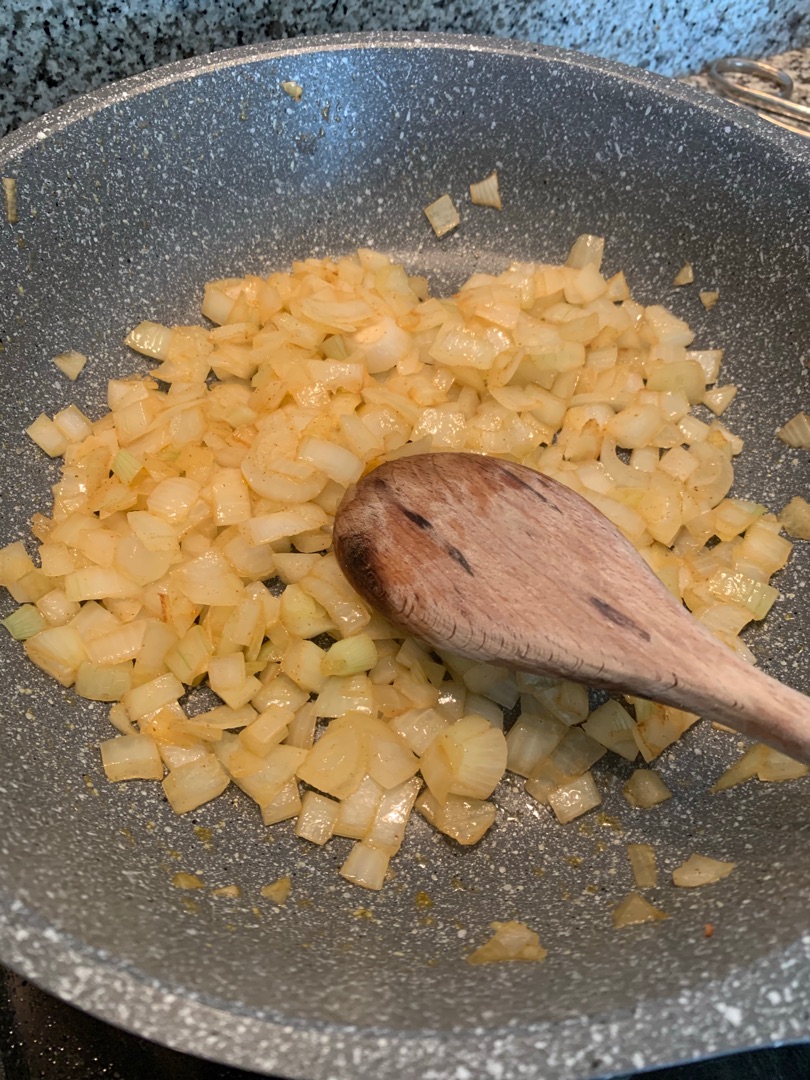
672,854,735,887
296,717,367,799
212,884,242,899
162,755,230,814
582,699,638,761
24,626,87,686
778,496,810,540
416,789,496,845
295,790,339,845
712,743,808,792
76,660,133,701
622,768,673,808
612,892,668,928
334,774,384,839
673,262,694,286
1,604,47,641
26,414,68,457
424,194,460,238
630,699,699,762
321,634,378,677
469,170,502,210
699,290,719,310
505,712,567,777
756,746,810,782
260,780,302,826
228,742,307,807
280,80,303,101
535,680,589,727
261,876,292,904
100,734,164,781
390,707,449,756
566,234,605,271
776,411,810,449
627,843,657,888
172,873,204,890
52,350,88,381
467,921,547,965
366,774,421,854
125,321,173,360
339,840,390,890
3,176,18,223
548,771,601,823
703,385,737,416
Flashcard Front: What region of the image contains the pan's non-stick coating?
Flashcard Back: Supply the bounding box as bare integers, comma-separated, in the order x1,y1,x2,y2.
0,35,808,1080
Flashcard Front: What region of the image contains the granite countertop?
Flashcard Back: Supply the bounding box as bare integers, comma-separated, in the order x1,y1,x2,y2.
0,3,809,137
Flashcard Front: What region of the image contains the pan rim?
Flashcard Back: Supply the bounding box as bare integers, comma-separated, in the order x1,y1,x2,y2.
1,30,808,1080
2,30,809,168
1,889,808,1078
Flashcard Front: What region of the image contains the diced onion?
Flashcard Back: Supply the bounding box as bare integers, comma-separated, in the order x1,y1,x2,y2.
162,755,230,814
673,263,694,286
506,711,567,777
261,780,302,825
321,634,378,677
548,771,601,823
777,411,810,449
125,321,173,359
626,843,657,888
672,854,735,887
582,699,638,761
469,170,502,210
365,775,421,853
416,789,496,845
699,290,719,310
261,876,292,904
467,921,547,965
703,385,737,415
778,496,810,540
712,743,808,791
0,240,797,900
424,194,460,238
334,774,384,839
565,234,605,270
295,790,339,845
100,733,164,781
3,176,18,223
612,892,668,928
622,768,673,808
211,884,241,898
172,873,204,890
52,350,88,381
24,626,87,686
1,604,47,640
339,840,390,891
26,414,68,457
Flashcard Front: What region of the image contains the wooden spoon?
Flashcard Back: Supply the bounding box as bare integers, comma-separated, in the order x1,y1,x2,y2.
333,452,810,764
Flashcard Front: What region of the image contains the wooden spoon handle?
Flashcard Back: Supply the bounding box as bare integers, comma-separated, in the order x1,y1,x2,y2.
614,625,810,762
335,453,810,763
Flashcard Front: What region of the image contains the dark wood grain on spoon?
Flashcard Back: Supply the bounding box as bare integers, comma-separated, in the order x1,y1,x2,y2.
333,452,810,764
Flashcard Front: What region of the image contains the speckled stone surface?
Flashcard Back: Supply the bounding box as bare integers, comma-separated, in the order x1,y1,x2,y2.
2,1,810,137
0,33,809,1080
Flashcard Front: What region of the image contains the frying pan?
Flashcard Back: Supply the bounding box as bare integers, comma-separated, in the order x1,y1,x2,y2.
0,33,808,1080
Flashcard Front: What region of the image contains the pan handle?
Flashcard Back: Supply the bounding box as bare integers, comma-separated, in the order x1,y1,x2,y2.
708,57,810,137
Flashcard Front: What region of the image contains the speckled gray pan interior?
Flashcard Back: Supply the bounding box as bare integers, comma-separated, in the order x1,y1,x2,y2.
0,32,808,1080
